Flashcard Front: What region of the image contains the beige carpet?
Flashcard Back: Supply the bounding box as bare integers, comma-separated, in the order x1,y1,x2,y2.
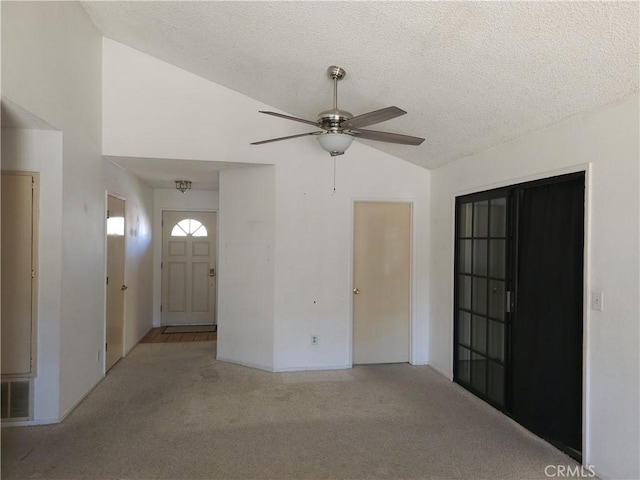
1,342,580,479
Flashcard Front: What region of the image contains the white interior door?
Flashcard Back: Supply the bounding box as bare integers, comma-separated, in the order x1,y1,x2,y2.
106,195,125,371
162,211,217,326
353,202,411,364
1,172,38,376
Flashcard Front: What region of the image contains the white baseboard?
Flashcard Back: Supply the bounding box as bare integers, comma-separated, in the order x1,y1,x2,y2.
1,417,59,428
427,363,454,381
215,356,274,372
58,376,104,422
126,326,153,356
273,364,352,373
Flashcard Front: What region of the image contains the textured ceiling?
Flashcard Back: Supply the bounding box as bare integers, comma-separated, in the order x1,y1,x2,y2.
83,1,638,170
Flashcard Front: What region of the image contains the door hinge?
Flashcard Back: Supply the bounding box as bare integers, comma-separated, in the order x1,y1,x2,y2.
105,342,108,352
31,270,35,279
107,209,110,219
161,262,163,270
506,291,512,313
160,304,163,312
106,276,109,285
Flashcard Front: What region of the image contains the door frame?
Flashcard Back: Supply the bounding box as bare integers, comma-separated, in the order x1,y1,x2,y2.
348,197,416,367
103,191,127,374
450,163,592,465
160,209,219,326
1,171,40,379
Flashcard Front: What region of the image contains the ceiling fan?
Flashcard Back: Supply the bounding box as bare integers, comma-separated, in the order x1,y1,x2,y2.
251,66,425,157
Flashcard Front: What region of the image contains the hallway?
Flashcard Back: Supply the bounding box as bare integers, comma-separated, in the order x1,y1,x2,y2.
1,342,579,479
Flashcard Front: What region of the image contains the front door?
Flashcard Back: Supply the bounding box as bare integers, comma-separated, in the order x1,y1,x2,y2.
106,195,125,371
352,202,411,364
161,211,217,326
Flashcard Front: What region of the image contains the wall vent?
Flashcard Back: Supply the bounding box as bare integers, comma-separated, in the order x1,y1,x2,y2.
0,379,31,421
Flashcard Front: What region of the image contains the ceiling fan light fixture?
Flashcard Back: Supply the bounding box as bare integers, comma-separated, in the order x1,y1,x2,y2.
316,132,354,157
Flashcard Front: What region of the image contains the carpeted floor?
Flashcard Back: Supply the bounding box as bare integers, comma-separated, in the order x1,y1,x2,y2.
1,342,581,479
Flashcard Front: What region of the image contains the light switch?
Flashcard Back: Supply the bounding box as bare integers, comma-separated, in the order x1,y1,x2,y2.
591,291,603,312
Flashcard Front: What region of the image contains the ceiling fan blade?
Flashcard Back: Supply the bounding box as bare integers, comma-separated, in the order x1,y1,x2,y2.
259,111,319,127
341,106,407,130
251,131,323,145
350,128,425,146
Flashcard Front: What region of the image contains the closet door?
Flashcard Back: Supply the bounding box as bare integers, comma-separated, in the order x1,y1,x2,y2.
453,172,585,461
454,192,509,408
510,175,584,457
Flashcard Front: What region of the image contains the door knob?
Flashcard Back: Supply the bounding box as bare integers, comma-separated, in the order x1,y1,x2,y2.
121,285,128,291
353,288,360,294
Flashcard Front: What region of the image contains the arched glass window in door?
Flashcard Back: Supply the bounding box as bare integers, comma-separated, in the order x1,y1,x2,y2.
170,219,208,237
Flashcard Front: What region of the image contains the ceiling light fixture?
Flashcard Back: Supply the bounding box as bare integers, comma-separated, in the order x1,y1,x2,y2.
251,66,424,156
175,180,192,193
316,132,354,157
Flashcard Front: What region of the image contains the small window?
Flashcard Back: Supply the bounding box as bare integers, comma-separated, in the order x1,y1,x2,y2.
171,219,207,237
107,217,125,236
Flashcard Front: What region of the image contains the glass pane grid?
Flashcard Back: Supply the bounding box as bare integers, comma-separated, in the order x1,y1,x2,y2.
455,196,507,409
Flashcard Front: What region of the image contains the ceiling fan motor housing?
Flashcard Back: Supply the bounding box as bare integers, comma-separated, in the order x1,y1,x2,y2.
317,108,353,131
251,64,425,150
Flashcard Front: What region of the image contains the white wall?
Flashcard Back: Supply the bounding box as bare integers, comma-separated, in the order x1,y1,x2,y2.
104,160,154,353
103,40,272,165
2,2,104,420
272,146,430,371
218,166,276,370
429,94,639,480
152,188,219,326
102,39,431,372
1,128,63,422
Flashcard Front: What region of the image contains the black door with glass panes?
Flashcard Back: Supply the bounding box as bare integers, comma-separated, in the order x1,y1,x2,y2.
454,172,584,461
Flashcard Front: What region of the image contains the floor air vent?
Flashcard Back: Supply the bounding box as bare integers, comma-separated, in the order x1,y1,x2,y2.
1,379,31,421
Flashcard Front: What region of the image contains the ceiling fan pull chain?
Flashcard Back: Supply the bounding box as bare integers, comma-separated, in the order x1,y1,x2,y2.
333,156,337,194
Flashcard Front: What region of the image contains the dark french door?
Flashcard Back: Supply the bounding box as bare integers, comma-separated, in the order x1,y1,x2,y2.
454,172,585,460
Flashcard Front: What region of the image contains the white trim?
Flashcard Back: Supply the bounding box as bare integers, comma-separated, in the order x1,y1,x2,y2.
451,163,590,198
582,163,593,469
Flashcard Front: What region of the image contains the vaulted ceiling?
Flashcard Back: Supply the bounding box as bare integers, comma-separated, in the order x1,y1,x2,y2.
82,1,638,170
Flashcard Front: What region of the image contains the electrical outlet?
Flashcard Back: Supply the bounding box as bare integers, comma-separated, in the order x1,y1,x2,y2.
591,291,604,312
311,335,318,346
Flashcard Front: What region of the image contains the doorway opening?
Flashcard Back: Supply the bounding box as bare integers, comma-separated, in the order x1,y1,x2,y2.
453,172,585,460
